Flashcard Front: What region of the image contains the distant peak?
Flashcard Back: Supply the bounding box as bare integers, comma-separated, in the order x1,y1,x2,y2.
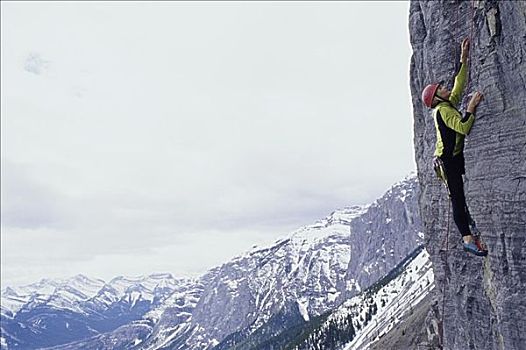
3,287,18,296
148,272,174,280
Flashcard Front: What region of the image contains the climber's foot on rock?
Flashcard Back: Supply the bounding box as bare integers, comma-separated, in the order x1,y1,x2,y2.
462,241,488,256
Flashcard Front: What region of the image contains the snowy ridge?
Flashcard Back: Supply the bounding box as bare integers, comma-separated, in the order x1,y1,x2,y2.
381,173,416,203
107,275,169,302
0,273,192,350
1,275,105,316
243,205,368,260
29,277,204,350
343,246,434,349
303,205,370,230
284,245,433,350
0,273,183,318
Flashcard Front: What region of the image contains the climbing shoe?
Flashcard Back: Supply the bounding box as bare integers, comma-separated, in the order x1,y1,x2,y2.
463,241,488,257
473,236,488,253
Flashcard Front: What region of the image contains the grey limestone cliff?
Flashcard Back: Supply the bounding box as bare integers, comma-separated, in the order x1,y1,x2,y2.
409,1,526,349
344,178,423,299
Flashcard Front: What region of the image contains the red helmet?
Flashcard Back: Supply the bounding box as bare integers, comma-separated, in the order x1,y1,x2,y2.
422,83,440,108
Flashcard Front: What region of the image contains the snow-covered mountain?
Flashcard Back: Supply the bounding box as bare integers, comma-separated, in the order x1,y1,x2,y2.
0,274,199,349
1,275,104,317
128,175,424,350
1,174,430,350
224,244,433,350
343,246,433,350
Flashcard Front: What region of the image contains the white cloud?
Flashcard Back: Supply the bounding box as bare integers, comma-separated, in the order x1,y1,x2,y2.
23,52,50,75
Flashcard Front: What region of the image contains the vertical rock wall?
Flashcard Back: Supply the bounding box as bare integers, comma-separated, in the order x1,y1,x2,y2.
409,1,526,349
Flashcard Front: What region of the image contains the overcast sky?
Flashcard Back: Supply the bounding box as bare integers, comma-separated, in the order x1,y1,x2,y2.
1,1,414,288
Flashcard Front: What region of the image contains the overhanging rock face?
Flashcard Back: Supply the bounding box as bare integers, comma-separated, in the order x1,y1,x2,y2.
408,1,526,349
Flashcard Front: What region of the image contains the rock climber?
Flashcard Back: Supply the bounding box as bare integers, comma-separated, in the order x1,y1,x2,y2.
421,38,488,257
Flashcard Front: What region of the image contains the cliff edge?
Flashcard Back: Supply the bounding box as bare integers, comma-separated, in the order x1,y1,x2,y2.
409,1,526,349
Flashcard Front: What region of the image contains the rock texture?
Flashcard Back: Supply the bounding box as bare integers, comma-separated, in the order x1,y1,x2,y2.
409,1,526,349
345,179,423,299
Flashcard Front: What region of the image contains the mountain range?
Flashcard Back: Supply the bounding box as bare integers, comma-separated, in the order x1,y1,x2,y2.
1,174,432,349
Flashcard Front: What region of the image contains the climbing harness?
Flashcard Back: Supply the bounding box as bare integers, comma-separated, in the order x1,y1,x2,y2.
433,157,449,195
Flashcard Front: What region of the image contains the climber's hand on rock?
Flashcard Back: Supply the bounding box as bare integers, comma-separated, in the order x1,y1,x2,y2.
461,38,470,64
467,91,483,113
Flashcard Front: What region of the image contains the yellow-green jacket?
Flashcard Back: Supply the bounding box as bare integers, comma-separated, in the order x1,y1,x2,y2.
433,63,475,158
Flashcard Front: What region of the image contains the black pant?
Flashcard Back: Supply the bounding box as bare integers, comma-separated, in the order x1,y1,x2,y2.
442,154,471,237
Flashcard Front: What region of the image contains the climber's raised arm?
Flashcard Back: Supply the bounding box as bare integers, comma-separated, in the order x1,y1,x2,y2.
460,37,469,64
449,38,470,106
